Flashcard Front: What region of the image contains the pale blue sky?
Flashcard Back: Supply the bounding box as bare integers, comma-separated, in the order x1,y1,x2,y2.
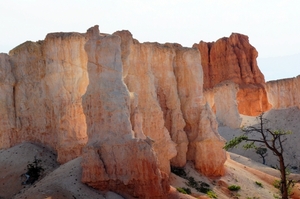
1,0,299,80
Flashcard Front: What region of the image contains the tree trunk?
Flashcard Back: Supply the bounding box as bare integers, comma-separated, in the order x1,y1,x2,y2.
279,155,288,199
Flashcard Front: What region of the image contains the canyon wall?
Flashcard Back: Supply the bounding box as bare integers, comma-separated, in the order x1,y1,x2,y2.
0,26,228,197
266,76,300,109
195,33,271,117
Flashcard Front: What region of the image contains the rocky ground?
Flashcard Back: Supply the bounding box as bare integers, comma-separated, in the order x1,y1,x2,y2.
219,106,300,173
1,141,300,199
2,107,300,199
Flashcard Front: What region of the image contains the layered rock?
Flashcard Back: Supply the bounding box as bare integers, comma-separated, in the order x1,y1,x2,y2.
195,33,271,116
266,76,300,109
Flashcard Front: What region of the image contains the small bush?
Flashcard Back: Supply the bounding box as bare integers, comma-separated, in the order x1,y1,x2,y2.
228,185,241,191
273,180,280,189
196,184,210,194
171,166,187,178
207,190,217,198
255,181,263,188
176,187,191,194
22,156,44,185
186,177,198,188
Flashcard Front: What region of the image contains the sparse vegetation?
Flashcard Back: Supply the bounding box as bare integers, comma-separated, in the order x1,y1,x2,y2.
176,187,191,194
206,190,218,198
255,181,263,188
171,166,187,179
228,185,241,191
224,113,294,199
171,167,217,198
22,156,44,185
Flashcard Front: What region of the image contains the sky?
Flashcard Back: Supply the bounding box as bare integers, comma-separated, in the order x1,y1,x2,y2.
1,0,299,81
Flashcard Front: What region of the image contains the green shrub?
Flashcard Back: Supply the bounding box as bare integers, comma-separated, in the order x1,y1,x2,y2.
207,190,217,198
176,187,187,194
186,176,198,188
171,166,187,179
228,185,241,191
23,156,44,185
176,187,191,194
255,181,263,188
273,180,280,189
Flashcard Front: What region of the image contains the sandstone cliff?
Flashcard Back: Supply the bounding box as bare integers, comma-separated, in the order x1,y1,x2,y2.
8,33,88,164
0,26,227,198
114,30,226,176
266,76,300,109
195,33,271,117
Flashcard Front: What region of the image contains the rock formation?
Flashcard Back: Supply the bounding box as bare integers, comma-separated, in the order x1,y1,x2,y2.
80,26,170,198
8,33,88,163
0,25,245,198
266,76,300,109
195,33,271,116
209,81,242,129
114,30,226,176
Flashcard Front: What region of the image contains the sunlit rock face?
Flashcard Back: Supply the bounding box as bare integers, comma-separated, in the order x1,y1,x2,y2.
0,25,229,198
266,76,300,109
114,30,226,176
8,33,89,163
195,33,271,116
81,26,170,198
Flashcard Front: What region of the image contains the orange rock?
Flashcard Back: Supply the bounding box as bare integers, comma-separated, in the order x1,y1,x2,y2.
196,33,271,116
81,26,169,198
8,32,88,163
0,26,229,198
195,33,265,89
237,83,272,116
115,30,226,176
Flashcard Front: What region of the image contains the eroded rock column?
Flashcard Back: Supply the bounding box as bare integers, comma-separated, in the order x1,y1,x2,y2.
81,26,169,198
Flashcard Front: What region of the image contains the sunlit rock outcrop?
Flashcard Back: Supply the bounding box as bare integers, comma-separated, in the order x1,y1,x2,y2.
81,26,170,198
9,33,88,163
195,33,271,116
0,25,232,198
114,30,226,176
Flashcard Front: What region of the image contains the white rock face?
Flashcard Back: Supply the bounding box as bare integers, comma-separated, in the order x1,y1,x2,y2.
205,81,242,129
266,76,300,109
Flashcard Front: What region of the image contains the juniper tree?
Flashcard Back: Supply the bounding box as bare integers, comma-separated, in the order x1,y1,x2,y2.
224,113,293,199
